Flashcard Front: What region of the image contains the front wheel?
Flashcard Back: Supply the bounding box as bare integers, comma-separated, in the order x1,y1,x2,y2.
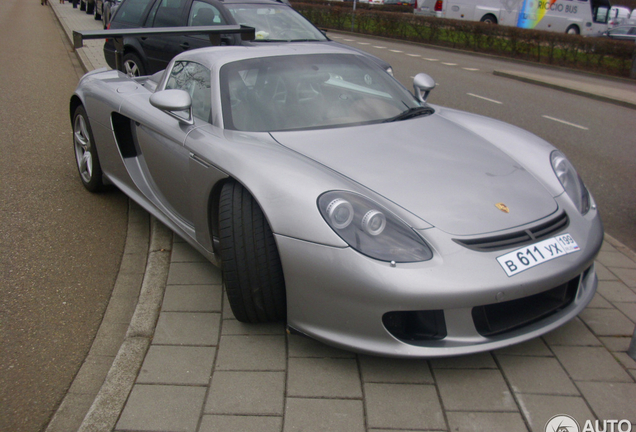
72,105,105,192
566,25,580,35
219,181,286,323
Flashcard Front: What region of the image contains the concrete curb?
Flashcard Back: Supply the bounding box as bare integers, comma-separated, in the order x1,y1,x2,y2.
77,218,172,432
45,201,151,432
493,70,636,110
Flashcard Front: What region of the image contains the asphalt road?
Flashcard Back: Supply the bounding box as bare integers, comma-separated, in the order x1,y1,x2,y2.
334,33,636,252
0,2,128,431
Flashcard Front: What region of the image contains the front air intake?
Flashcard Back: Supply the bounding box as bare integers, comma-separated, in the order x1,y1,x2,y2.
383,310,447,344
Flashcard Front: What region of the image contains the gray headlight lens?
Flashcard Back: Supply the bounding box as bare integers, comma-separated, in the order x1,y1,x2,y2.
327,198,354,229
362,210,386,236
318,191,433,262
551,151,590,215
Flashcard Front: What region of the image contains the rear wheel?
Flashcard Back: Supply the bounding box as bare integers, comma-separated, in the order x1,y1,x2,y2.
480,14,498,24
122,53,145,77
219,181,286,323
566,25,580,35
72,105,105,192
94,3,101,20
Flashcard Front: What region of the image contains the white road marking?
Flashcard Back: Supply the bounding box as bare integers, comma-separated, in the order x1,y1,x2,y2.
467,93,503,104
333,37,488,74
542,115,589,130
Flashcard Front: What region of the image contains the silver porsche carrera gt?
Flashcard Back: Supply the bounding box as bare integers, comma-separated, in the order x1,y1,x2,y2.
70,42,603,357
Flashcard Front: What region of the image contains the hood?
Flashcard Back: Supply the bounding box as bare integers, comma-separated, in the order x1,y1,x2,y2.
270,115,558,236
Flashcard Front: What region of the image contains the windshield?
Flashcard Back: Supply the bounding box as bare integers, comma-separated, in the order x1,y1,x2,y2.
220,54,423,132
225,4,328,41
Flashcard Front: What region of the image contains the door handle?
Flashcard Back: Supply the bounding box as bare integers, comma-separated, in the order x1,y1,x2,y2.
180,42,190,50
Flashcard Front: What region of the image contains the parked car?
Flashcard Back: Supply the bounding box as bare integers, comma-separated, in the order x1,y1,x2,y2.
95,0,122,28
104,0,392,77
71,41,603,357
79,0,95,14
383,0,413,6
603,24,636,40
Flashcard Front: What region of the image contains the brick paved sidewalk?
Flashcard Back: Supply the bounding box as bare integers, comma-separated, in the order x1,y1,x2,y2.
108,234,635,432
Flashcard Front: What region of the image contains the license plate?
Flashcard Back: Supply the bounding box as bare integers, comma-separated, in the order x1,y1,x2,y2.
497,233,580,277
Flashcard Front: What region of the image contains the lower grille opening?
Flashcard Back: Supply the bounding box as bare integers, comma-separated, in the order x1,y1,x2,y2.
383,310,447,345
472,274,581,337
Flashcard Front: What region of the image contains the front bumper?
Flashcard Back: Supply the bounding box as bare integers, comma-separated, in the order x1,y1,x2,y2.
277,207,602,358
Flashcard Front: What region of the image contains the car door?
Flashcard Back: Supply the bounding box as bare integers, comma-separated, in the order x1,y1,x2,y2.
140,0,190,73
132,60,212,227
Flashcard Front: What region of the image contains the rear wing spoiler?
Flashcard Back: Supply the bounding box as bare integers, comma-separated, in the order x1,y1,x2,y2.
72,25,256,72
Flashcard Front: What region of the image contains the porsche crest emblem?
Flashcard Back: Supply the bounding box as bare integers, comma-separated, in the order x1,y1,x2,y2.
496,203,510,213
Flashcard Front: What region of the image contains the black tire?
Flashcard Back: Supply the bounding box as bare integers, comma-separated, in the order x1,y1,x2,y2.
79,0,86,11
480,14,497,24
94,4,101,20
219,181,286,323
122,52,145,77
86,0,94,14
566,25,580,35
72,105,105,192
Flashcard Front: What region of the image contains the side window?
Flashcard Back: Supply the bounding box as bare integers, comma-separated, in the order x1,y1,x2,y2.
113,0,154,25
147,0,188,27
189,1,225,26
165,61,212,122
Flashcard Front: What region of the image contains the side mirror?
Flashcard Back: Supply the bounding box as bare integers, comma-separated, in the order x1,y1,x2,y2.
413,73,436,104
149,89,194,125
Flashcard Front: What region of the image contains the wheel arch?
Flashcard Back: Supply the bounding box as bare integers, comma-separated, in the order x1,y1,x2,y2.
70,95,84,126
480,13,498,24
206,176,282,258
117,39,149,73
207,177,232,256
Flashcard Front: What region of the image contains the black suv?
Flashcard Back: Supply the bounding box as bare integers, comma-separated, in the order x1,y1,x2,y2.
105,0,392,76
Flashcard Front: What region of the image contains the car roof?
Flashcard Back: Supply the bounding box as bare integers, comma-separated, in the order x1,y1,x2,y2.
173,43,367,71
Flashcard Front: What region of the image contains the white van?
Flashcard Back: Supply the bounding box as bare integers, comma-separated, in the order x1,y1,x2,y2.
608,5,631,27
414,0,611,36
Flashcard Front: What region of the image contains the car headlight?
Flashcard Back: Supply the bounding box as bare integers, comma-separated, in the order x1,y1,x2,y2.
551,150,590,215
318,191,433,262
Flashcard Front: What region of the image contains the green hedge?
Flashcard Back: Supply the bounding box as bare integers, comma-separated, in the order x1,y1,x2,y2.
293,1,635,78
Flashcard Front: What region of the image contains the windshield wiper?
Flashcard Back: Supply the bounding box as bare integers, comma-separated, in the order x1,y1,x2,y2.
386,106,434,122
